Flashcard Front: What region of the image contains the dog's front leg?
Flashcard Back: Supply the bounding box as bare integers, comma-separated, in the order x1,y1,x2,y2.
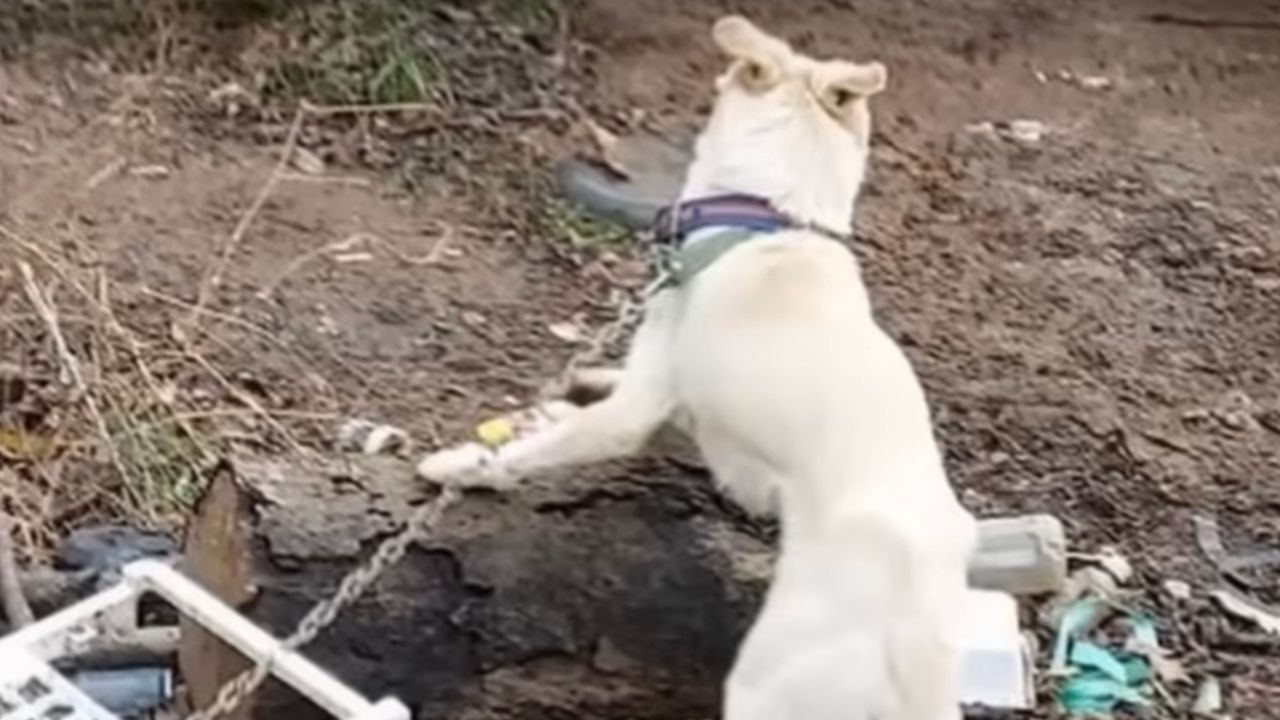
417,292,680,489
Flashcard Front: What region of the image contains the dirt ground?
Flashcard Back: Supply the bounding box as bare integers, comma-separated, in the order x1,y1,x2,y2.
3,0,1280,716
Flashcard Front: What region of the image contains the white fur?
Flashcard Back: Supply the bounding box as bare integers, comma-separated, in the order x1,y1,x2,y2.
418,16,977,720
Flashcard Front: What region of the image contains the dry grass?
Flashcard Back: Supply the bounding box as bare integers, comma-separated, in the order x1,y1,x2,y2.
0,0,583,564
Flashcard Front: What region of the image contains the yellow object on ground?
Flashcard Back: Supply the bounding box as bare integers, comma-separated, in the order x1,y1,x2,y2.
475,417,515,447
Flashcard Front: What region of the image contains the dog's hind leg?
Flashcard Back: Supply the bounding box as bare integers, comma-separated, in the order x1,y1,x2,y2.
417,292,680,489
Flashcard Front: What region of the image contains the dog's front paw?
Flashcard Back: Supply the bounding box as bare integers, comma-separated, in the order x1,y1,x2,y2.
416,442,513,489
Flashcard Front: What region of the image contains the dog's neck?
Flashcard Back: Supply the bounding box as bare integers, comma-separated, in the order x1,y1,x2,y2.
676,179,856,239
676,129,865,236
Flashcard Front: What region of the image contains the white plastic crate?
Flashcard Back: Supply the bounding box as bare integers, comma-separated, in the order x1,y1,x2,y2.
0,646,118,720
0,560,409,720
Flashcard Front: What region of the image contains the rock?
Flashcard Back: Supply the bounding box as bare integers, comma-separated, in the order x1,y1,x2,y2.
180,455,764,720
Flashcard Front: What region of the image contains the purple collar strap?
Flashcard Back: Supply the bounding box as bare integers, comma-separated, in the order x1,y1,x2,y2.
651,194,851,246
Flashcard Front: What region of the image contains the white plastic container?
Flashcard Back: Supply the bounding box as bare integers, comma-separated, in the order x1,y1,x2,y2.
958,589,1034,711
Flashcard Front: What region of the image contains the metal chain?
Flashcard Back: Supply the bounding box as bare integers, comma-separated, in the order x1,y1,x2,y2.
181,485,461,720
184,274,657,720
541,256,668,401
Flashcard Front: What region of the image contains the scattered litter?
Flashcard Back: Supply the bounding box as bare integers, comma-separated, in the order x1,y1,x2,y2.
1191,676,1222,716
1049,597,1106,674
1162,579,1192,601
71,667,174,718
547,321,584,344
128,164,171,180
1210,586,1280,635
1125,614,1189,685
1194,515,1280,589
292,147,326,176
969,514,1068,595
1046,587,1190,715
957,589,1034,710
337,419,411,456
1096,546,1133,584
1050,600,1158,714
967,119,1047,144
1070,545,1133,584
1006,119,1047,143
1043,566,1129,630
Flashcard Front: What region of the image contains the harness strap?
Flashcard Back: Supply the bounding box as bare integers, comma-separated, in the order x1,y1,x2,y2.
648,194,853,290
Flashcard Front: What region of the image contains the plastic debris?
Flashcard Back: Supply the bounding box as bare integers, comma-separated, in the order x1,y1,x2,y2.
1194,514,1280,589
1049,598,1176,714
1043,566,1130,630
1210,586,1280,635
969,514,1068,595
337,419,411,456
1095,546,1134,584
957,589,1034,710
71,668,173,719
1126,614,1190,685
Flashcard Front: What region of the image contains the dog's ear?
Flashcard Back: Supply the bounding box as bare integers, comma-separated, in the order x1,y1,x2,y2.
810,60,887,122
712,15,791,91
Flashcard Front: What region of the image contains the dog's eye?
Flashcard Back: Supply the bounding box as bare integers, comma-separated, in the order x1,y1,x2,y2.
831,88,855,107
744,62,765,82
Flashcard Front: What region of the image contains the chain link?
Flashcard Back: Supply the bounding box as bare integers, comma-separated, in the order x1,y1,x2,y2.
181,485,461,720
184,278,657,720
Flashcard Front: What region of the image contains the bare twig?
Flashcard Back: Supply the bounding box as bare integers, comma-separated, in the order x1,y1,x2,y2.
1143,13,1280,31
18,261,134,489
0,511,35,628
305,100,442,117
185,98,444,331
185,105,307,331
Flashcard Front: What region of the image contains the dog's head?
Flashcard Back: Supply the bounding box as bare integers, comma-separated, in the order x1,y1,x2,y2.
682,16,886,231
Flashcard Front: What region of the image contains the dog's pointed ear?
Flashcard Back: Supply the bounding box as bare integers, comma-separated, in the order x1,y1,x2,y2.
811,60,887,121
712,15,790,91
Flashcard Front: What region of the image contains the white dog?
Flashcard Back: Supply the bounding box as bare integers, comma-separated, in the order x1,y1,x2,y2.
419,16,978,720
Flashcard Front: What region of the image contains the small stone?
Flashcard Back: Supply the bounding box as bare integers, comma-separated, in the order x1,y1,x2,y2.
591,636,639,675
1163,579,1192,600
291,147,326,175
547,322,583,344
